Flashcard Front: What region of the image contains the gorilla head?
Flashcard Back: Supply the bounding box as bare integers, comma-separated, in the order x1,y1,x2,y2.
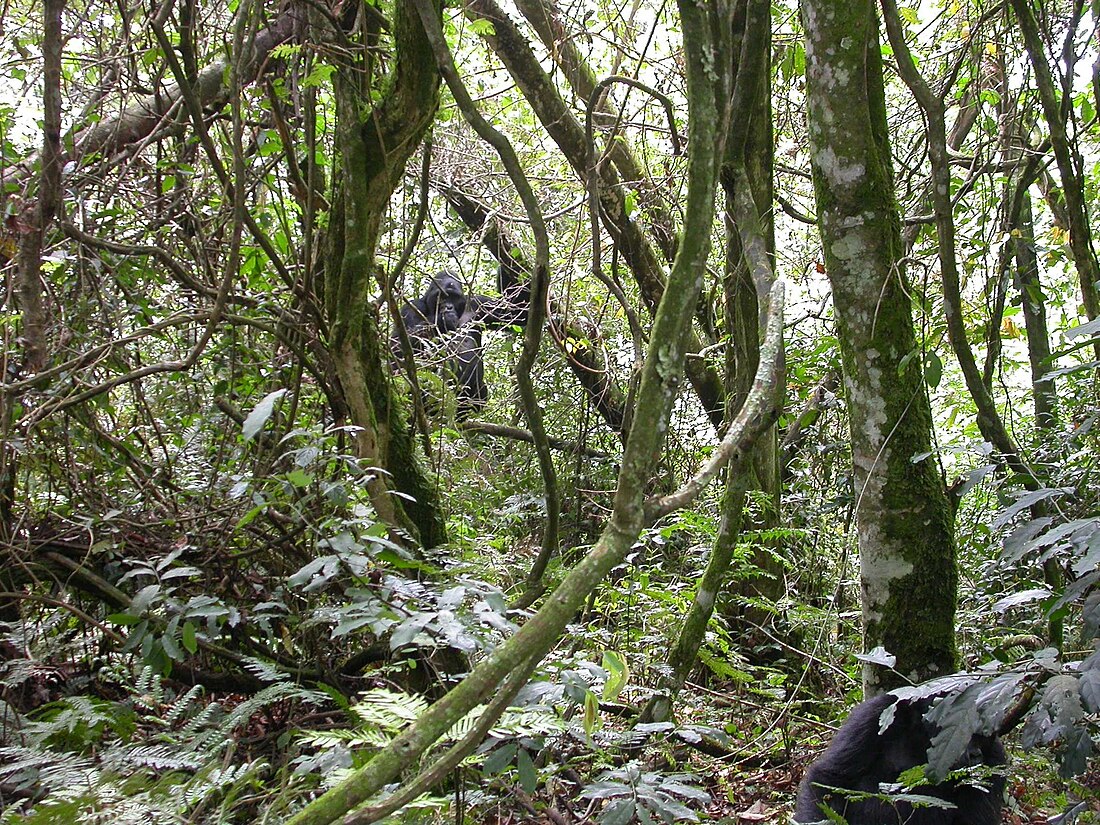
423,271,467,332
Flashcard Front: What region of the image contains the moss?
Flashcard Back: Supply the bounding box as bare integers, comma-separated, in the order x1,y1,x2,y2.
804,0,958,691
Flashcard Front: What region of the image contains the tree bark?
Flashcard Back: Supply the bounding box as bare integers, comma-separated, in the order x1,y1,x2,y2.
882,0,1030,481
1010,0,1100,350
325,0,446,548
803,0,958,693
3,0,64,538
719,0,783,640
1014,193,1057,432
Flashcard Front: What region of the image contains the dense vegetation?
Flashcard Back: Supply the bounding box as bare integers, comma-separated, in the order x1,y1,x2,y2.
0,0,1097,822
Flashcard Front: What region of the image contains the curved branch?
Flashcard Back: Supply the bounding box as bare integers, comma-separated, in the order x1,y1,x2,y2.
459,420,613,458
346,653,539,824
411,0,559,568
585,74,682,315
881,0,1037,485
646,279,786,521
387,137,436,457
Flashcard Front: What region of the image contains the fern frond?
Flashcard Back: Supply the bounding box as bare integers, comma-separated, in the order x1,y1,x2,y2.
102,743,205,771
349,688,428,731
164,684,205,726
240,656,290,683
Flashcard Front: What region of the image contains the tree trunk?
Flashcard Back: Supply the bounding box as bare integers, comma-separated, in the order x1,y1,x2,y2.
720,0,782,639
639,0,777,723
802,0,957,694
1010,0,1100,353
465,0,728,428
1014,193,1058,432
324,0,447,548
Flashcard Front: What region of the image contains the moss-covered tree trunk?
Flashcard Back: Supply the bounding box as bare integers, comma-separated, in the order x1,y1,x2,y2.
802,0,957,693
637,0,777,725
719,0,782,640
324,1,446,548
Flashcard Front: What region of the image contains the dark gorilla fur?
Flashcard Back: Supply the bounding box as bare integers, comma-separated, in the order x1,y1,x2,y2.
400,271,469,335
397,271,486,418
794,693,1005,824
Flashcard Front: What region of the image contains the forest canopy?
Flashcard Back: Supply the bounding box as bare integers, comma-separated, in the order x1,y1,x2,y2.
0,0,1098,822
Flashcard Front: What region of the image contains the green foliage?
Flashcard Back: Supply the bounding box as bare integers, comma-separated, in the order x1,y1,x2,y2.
0,669,325,823
580,763,710,824
4,0,1100,821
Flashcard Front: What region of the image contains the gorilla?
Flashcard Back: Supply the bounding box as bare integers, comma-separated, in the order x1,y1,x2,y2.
400,271,469,335
394,266,533,418
396,271,487,418
794,693,1005,824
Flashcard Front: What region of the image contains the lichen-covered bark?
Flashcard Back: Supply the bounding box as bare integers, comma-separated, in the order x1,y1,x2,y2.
720,0,782,632
636,1,778,725
325,0,446,548
802,0,957,693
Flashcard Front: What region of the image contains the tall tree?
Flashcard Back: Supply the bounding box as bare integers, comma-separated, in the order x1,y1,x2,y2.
802,0,957,693
1009,0,1100,347
640,0,778,724
324,1,447,548
719,0,783,638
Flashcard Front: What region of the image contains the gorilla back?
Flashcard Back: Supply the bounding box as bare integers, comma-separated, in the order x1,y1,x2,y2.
794,693,1005,825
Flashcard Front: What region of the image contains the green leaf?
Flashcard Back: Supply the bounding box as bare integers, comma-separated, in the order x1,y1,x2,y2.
242,389,287,441
181,621,198,654
624,191,637,218
469,18,496,36
601,650,629,702
583,689,599,736
286,469,313,488
130,584,162,615
601,799,636,825
161,627,181,661
923,350,942,388
516,747,537,793
236,503,265,528
483,742,518,774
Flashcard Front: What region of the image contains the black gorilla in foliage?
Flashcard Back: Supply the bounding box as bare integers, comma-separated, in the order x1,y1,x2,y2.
400,271,468,334
795,693,1005,824
396,268,527,418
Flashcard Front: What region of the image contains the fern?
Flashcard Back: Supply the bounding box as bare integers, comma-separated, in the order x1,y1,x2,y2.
240,655,290,683
164,684,205,726
133,665,165,704
102,742,206,771
350,688,429,729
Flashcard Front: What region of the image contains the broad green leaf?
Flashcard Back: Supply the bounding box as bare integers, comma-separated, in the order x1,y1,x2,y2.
242,389,287,441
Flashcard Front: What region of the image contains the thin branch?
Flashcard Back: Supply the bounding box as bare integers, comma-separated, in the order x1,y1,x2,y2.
459,420,613,459
646,279,786,521
412,0,559,565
